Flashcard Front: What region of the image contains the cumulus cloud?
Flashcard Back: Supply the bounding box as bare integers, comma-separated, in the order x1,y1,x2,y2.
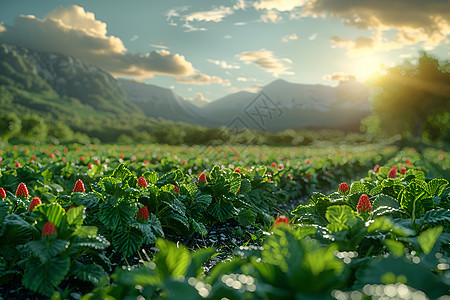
238,49,294,76
0,5,194,78
282,33,298,42
308,33,318,40
323,72,357,82
207,59,240,69
302,0,450,52
253,0,306,11
329,33,404,56
176,73,231,86
185,6,233,22
261,10,283,23
237,77,258,82
185,92,211,107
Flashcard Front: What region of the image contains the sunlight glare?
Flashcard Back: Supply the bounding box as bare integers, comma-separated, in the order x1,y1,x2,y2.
352,56,383,82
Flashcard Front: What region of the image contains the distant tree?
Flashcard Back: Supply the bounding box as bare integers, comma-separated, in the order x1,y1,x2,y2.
19,114,48,141
0,112,22,142
364,53,450,142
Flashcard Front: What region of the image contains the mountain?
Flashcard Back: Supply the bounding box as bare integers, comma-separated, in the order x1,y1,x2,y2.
118,79,214,125
202,79,370,132
0,43,143,118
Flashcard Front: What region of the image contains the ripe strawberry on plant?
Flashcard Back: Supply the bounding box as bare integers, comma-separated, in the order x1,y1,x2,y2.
234,168,241,174
274,215,289,228
73,179,86,193
373,165,380,173
338,182,350,196
0,188,6,198
388,166,397,178
400,167,406,175
174,185,179,194
137,177,148,188
199,172,207,183
29,197,42,212
42,222,57,237
16,182,29,198
357,194,372,213
137,206,149,221
286,174,293,180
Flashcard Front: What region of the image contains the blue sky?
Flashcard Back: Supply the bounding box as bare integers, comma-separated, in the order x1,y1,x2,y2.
1,0,449,102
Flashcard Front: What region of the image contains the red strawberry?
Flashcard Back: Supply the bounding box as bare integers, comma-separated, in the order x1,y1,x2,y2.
137,206,149,220
42,222,57,237
234,168,241,174
357,194,372,213
271,162,276,168
15,162,21,168
199,173,207,183
15,182,29,198
274,215,289,228
306,174,311,180
29,197,42,211
137,177,148,187
338,182,349,195
73,179,86,193
174,185,179,194
0,188,6,198
374,165,380,173
388,166,397,178
286,174,293,179
400,167,406,175
278,164,284,170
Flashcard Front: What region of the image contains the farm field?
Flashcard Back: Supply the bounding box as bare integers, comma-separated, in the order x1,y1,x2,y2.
0,143,449,299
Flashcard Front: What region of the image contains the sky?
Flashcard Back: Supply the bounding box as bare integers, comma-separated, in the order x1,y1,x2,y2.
0,0,449,103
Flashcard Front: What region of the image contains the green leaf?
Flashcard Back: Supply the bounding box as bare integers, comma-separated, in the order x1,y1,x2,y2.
37,203,65,228
112,227,144,257
367,216,415,237
372,194,399,209
186,247,215,278
26,239,69,264
228,172,241,194
325,206,357,233
421,209,450,225
181,183,198,196
190,218,207,236
143,171,158,185
209,201,235,222
71,261,107,285
73,226,98,238
22,256,70,296
134,222,157,245
154,238,191,278
400,179,428,218
0,201,11,225
99,199,135,231
384,239,405,258
369,185,383,196
71,235,109,250
66,205,85,228
417,226,443,254
426,179,448,197
236,208,256,227
112,163,134,182
350,182,368,195
193,193,212,210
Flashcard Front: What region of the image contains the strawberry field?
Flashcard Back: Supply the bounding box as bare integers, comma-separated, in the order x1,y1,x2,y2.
0,143,449,299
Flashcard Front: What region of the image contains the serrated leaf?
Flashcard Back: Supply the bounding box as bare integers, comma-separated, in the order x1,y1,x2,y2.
236,208,256,227
112,227,144,257
112,163,134,182
181,183,198,196
73,226,98,238
134,222,157,245
426,179,448,197
325,206,357,233
26,239,69,264
99,199,135,231
71,261,107,285
194,193,212,210
421,209,450,225
350,182,368,195
22,256,70,296
367,216,414,237
71,235,109,250
400,179,428,218
209,201,235,222
0,201,11,225
186,247,215,278
143,171,158,185
190,218,207,236
418,226,443,254
372,194,399,209
369,185,383,196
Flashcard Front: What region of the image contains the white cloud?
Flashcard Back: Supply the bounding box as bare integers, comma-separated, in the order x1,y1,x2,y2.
237,77,258,82
253,0,306,11
0,5,195,78
303,0,450,53
260,10,282,23
150,44,169,49
308,33,318,40
185,92,211,107
223,35,233,39
207,59,240,69
233,0,247,10
282,33,298,42
181,22,207,32
185,6,233,23
228,83,263,93
238,49,294,76
323,72,357,82
176,73,231,86
130,35,139,42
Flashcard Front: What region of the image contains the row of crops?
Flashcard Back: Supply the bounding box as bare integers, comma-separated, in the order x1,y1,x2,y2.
0,143,449,299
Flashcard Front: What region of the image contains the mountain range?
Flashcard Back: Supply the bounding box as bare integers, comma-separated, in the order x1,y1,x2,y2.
0,43,371,132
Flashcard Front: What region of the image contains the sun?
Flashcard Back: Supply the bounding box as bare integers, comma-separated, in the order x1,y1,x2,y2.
352,56,383,82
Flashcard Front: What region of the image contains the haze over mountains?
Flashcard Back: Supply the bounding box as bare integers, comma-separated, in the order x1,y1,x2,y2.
0,43,371,132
